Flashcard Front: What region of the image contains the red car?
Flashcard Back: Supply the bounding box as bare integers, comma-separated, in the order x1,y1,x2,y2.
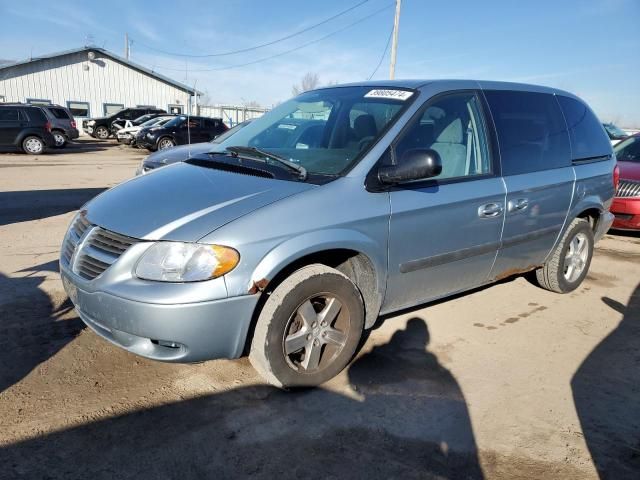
611,133,640,230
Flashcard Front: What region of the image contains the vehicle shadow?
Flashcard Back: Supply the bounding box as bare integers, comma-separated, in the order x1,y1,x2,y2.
0,271,84,394
0,188,106,226
46,138,114,155
571,282,640,479
0,317,484,479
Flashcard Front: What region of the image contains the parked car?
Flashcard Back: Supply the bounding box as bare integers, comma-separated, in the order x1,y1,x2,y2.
83,107,165,139
611,133,640,230
603,122,629,146
111,113,170,137
116,115,175,145
35,104,79,147
60,80,616,388
0,103,56,154
135,115,228,151
136,120,251,174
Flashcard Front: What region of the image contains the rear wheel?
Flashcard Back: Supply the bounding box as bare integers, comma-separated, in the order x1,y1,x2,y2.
22,136,45,155
157,137,175,150
535,217,594,293
249,264,365,388
52,131,67,148
95,126,109,139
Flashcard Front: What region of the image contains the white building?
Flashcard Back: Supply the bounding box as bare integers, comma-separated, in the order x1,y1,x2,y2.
0,47,199,128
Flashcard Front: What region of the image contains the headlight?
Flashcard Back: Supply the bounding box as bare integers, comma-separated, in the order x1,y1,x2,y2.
135,242,239,282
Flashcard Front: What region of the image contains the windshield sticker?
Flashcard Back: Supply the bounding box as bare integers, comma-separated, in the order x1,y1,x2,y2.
364,89,413,101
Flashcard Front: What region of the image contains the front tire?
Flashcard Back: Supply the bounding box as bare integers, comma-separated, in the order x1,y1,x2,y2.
249,264,365,388
94,126,110,139
157,137,175,150
22,136,45,155
535,217,594,293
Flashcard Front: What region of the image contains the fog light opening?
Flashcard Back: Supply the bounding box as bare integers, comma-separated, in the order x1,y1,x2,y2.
151,339,184,350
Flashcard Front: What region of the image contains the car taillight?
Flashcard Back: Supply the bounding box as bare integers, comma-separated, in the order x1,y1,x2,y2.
70,120,77,129
45,121,52,132
613,164,620,191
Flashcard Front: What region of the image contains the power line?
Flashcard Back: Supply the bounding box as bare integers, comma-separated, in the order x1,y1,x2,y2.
133,0,370,58
367,25,393,80
143,3,394,73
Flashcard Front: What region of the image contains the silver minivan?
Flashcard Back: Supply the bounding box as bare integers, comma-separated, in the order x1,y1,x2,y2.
60,80,616,387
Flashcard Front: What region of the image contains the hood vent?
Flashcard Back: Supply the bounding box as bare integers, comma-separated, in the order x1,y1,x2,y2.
186,158,275,179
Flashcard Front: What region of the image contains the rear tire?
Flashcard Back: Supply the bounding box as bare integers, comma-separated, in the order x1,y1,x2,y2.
22,136,45,155
52,131,67,148
249,264,365,388
535,217,594,293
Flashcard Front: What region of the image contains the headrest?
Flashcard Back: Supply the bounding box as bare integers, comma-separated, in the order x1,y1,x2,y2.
354,114,377,139
435,118,463,143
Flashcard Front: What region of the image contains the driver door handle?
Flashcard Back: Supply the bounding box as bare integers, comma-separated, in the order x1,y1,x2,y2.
478,203,504,218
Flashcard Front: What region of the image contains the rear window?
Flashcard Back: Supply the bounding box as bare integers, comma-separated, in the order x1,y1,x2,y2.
557,96,611,161
49,107,70,119
485,90,570,175
0,108,19,121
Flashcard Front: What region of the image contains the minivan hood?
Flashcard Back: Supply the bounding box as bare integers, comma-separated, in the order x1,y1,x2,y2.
145,142,213,166
85,162,315,241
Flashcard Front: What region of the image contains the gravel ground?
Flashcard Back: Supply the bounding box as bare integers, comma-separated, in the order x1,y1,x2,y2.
0,140,638,479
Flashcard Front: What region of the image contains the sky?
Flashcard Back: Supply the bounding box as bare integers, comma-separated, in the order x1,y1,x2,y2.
1,0,639,125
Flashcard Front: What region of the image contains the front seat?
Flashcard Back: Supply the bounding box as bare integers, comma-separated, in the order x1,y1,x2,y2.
351,114,377,150
430,117,467,178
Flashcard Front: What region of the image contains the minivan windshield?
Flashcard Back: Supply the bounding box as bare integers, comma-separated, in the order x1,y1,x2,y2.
211,86,415,176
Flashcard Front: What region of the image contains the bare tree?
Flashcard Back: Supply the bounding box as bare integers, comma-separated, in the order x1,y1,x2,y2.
243,100,262,109
292,72,320,96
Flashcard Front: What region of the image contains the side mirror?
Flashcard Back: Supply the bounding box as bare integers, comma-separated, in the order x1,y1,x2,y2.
378,149,442,184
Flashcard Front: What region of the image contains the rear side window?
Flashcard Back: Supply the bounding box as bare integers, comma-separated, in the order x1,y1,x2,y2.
24,108,47,123
485,90,570,175
556,96,611,161
0,108,19,121
49,107,70,119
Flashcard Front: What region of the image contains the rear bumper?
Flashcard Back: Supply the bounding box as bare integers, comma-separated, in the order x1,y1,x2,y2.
595,211,615,241
61,269,259,362
611,197,640,230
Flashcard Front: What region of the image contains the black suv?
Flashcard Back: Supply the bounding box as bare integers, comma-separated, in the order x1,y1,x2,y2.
136,115,228,151
0,104,56,154
83,107,166,139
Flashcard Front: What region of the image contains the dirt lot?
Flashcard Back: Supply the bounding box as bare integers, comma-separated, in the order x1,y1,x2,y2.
0,140,638,479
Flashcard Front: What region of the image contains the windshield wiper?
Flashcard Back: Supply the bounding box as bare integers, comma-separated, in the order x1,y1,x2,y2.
226,146,307,180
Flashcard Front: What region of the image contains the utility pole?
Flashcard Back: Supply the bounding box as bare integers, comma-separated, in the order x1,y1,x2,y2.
389,0,402,80
124,33,129,60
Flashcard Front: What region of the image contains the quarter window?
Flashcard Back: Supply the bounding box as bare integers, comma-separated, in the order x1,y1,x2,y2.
67,101,90,117
556,96,611,161
484,90,570,175
394,92,491,180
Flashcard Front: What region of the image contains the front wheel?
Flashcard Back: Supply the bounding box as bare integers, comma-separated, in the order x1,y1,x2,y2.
22,136,45,155
535,217,594,293
94,126,110,139
157,137,175,150
249,264,365,388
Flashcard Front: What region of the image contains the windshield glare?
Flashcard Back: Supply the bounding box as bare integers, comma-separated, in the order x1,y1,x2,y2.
164,116,186,128
213,86,414,176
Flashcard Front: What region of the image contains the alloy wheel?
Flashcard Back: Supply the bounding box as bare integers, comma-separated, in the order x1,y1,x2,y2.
564,232,589,282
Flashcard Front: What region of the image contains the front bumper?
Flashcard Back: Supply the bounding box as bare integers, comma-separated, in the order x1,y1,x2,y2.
60,268,259,363
611,197,640,230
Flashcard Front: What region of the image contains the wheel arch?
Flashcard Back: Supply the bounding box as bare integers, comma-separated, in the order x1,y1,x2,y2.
241,233,386,354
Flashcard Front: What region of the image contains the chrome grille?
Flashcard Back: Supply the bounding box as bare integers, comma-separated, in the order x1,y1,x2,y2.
61,215,137,280
616,179,640,198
